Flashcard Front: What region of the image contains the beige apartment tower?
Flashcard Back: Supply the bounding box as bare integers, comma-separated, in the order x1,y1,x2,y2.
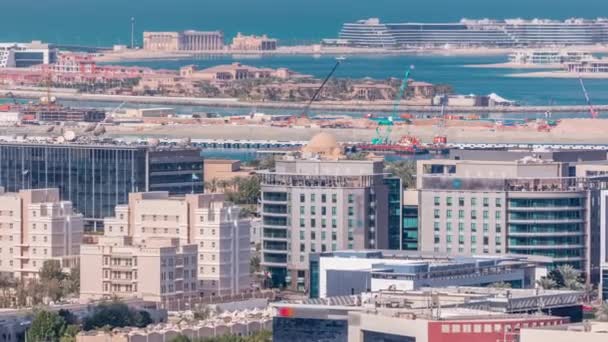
102,192,250,296
0,188,83,279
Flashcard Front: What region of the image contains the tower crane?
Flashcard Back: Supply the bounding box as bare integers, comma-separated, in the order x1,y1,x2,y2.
371,65,414,145
300,57,344,119
578,76,599,119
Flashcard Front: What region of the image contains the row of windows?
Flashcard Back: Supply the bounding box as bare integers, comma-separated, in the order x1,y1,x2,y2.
434,246,500,254
141,227,181,235
440,320,562,334
299,206,346,216
434,209,501,220
434,196,502,207
299,230,339,241
435,235,501,245
434,222,502,233
300,193,354,204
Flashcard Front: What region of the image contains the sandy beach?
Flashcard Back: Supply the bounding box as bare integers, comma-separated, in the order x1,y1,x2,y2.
508,71,608,79
466,62,562,69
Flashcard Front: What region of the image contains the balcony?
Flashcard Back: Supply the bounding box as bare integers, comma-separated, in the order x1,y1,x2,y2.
508,206,584,212
508,219,584,224
507,231,584,237
508,244,585,250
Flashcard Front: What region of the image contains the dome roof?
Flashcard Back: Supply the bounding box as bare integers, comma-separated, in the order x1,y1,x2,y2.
305,132,338,151
301,132,343,159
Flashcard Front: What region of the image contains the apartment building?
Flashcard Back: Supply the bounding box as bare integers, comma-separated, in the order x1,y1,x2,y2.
102,192,250,296
417,149,608,282
0,188,83,279
80,236,198,303
259,133,402,291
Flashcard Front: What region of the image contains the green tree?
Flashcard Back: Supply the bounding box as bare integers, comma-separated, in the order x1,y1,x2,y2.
39,260,66,282
250,255,261,274
536,277,557,290
385,160,417,188
82,301,152,331
27,310,67,342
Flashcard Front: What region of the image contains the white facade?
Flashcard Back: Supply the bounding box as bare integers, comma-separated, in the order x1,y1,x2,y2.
0,41,57,68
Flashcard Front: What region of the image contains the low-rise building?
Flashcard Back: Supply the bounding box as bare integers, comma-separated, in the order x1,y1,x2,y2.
272,287,581,342
80,236,198,304
0,41,57,68
179,63,294,82
509,51,594,65
0,188,83,279
203,159,255,189
143,31,224,51
310,251,550,298
231,33,277,51
103,192,251,297
519,322,608,342
566,58,608,73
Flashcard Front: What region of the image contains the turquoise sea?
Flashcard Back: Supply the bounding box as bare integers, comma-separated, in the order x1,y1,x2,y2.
2,0,608,106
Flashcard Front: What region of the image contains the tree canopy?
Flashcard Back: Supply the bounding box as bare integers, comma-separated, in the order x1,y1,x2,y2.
82,301,152,331
27,310,67,342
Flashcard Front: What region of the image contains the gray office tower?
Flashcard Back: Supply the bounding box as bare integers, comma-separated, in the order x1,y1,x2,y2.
258,133,402,291
0,141,203,229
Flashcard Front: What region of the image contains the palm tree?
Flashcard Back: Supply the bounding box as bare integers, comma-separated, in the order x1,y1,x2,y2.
536,277,556,290
204,179,219,193
557,265,583,290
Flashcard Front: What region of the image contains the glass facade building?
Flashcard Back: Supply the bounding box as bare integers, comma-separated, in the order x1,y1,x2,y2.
385,177,402,250
402,205,419,251
0,142,203,229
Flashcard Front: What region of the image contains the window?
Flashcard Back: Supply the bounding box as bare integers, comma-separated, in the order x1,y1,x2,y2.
452,324,461,333
310,218,316,227
446,197,452,206
321,231,326,240
495,211,501,220
321,207,327,215
300,244,305,252
471,236,477,243
299,231,305,240
311,206,316,215
434,209,440,219
483,237,489,246
483,223,489,233
458,235,465,244
483,210,489,219
471,198,477,206
441,325,450,333
471,210,477,220
446,209,452,219
496,198,502,207
458,222,464,232
458,210,464,219
321,194,326,203
348,194,354,203
495,236,502,245
446,222,452,232
483,197,489,207
446,235,452,243
311,231,316,240
496,223,502,233
332,218,337,229
469,223,475,232
434,236,440,244
332,194,337,203
300,194,305,203
299,218,305,228
332,232,337,241
434,196,440,206
434,222,440,231
348,207,354,216
348,219,354,228
311,194,316,202
331,207,337,216
458,197,465,206
321,218,327,228
300,206,305,215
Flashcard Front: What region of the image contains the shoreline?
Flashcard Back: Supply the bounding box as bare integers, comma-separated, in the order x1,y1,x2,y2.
92,44,608,63
5,88,608,114
466,62,562,69
507,71,608,79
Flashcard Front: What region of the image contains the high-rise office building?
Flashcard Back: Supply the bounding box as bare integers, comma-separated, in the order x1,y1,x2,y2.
102,192,250,296
259,133,401,291
417,149,608,282
0,140,204,229
0,188,83,279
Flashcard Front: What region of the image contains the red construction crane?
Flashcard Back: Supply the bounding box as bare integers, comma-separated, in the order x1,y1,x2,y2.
578,76,599,119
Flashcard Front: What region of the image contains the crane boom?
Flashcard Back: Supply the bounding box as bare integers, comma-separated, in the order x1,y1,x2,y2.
578,76,599,119
301,58,343,118
391,67,414,119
